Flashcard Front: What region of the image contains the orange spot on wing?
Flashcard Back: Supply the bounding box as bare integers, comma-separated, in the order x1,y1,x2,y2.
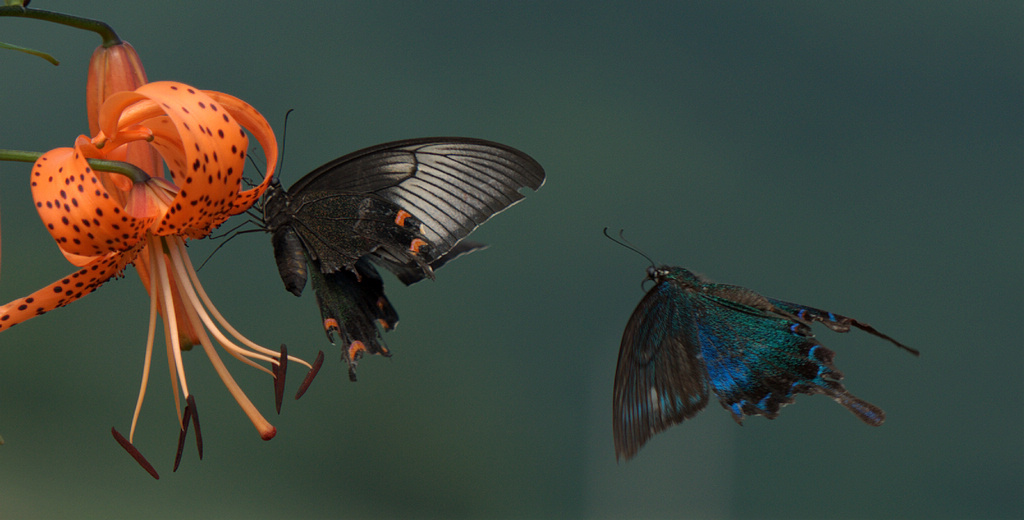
346,341,368,361
323,318,340,333
409,238,428,254
395,209,413,227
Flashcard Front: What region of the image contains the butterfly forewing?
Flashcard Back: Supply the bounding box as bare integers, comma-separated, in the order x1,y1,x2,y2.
614,270,710,461
289,138,545,255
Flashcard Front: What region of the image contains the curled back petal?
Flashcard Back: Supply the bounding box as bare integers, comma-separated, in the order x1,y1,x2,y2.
0,249,135,331
204,91,278,214
30,147,151,261
101,82,253,238
97,90,158,139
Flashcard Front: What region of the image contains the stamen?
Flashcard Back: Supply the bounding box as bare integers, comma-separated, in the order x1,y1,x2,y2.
151,236,190,399
273,344,287,414
295,351,324,400
162,314,183,424
170,238,314,370
112,427,159,479
165,241,276,375
177,298,277,440
149,235,276,440
128,253,160,442
173,403,192,472
188,395,203,460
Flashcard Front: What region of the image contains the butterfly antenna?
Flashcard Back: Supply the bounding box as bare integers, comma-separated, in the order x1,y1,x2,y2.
243,109,293,192
196,223,264,272
603,228,656,269
277,108,294,181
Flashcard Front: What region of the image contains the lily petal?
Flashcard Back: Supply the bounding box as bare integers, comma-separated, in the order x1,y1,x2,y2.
30,147,150,262
0,250,134,331
98,82,255,238
204,91,278,213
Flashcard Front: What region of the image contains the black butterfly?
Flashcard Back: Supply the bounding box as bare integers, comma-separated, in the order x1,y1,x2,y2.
262,137,545,380
613,263,919,461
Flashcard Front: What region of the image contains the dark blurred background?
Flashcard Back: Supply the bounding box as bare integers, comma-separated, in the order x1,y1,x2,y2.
0,2,1020,518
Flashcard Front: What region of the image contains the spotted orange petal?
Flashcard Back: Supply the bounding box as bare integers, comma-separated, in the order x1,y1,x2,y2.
0,249,136,332
204,91,278,213
99,82,253,238
30,146,151,264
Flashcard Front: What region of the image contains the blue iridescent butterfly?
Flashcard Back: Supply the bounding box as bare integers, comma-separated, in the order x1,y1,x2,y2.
612,246,919,461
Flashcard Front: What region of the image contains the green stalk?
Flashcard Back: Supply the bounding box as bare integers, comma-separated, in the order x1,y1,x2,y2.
0,6,120,47
0,149,152,183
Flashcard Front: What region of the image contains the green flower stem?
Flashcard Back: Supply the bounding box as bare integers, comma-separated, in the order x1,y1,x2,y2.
0,40,58,65
0,6,120,47
0,149,152,183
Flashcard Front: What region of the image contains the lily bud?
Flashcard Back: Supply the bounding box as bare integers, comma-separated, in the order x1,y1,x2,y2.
86,41,148,136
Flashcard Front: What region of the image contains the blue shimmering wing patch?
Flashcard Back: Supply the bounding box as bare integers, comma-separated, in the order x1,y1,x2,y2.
613,281,710,461
694,288,886,426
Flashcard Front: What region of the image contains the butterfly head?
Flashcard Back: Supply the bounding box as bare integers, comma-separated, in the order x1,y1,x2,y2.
645,266,703,292
646,265,669,281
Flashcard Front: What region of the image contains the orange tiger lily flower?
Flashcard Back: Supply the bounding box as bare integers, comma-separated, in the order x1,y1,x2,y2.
86,41,203,346
0,80,321,478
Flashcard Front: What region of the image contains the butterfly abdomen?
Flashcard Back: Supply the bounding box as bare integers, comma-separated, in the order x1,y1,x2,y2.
263,181,310,296
271,225,308,297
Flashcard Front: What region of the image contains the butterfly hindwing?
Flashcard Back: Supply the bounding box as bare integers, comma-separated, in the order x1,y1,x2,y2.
694,283,885,426
308,257,397,381
285,191,432,276
767,298,919,355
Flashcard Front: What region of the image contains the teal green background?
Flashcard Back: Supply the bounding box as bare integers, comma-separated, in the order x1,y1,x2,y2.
1,2,1020,518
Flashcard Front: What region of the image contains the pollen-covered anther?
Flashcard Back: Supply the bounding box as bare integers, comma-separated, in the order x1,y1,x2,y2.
295,351,324,400
112,427,159,479
173,400,193,472
273,344,288,414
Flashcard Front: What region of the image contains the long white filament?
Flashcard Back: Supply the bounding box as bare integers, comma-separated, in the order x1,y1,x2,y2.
150,235,190,400
125,231,314,442
128,249,159,443
172,239,312,369
164,237,275,375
